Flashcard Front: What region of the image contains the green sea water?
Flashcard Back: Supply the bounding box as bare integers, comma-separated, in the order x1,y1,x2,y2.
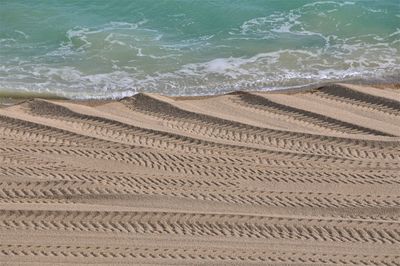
0,0,399,98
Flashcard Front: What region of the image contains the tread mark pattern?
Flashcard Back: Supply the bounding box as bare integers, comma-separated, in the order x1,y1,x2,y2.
0,85,399,265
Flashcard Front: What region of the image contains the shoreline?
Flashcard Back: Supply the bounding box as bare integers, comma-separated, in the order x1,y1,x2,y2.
1,77,399,103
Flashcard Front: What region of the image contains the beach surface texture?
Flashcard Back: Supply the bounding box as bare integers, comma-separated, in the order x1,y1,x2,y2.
0,83,399,265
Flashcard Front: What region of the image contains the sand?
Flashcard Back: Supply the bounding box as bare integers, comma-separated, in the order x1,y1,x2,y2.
0,83,399,265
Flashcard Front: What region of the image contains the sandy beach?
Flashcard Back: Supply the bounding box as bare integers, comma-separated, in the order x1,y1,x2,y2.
0,83,399,265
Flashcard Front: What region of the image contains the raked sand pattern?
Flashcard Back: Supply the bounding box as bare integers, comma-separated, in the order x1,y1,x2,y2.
0,83,399,265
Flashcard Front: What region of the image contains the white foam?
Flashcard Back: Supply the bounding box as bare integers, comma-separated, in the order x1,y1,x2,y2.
62,19,155,53
303,1,355,8
0,38,17,48
105,33,127,46
14,30,29,39
235,9,329,43
389,28,400,37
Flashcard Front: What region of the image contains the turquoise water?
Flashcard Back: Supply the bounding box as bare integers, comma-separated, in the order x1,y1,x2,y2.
1,0,399,98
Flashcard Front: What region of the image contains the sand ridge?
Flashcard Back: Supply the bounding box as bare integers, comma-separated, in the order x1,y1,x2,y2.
0,83,399,265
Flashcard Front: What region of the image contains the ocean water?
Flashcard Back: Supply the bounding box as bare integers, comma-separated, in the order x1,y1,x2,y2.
0,0,399,98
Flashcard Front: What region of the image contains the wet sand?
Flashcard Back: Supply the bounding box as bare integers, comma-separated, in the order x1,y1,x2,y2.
0,83,399,265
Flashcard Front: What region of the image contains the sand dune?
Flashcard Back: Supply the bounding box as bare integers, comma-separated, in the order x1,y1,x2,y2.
0,83,399,265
